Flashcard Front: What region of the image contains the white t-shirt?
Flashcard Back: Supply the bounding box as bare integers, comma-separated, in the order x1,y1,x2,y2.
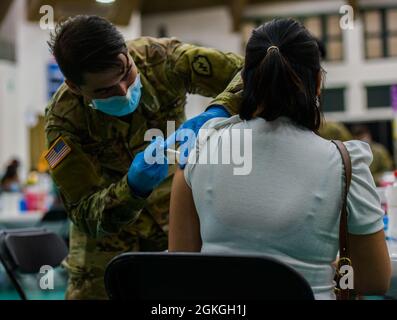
184,115,385,300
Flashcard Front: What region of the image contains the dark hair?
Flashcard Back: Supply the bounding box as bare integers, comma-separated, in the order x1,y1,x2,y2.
315,38,327,60
48,15,128,85
1,160,19,185
240,18,323,131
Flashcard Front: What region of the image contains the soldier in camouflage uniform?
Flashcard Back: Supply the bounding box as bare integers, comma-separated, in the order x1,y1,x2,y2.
370,142,394,184
351,125,394,185
44,16,243,299
318,121,353,142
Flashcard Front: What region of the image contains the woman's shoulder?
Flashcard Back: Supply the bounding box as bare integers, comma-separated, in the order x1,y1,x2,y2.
341,140,384,235
343,140,373,167
201,114,244,130
195,115,245,144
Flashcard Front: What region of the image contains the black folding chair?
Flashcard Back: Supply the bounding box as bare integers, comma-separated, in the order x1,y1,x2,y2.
104,252,314,300
0,228,68,300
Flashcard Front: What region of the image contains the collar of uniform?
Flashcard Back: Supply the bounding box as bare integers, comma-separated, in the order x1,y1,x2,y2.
83,92,93,109
137,70,161,113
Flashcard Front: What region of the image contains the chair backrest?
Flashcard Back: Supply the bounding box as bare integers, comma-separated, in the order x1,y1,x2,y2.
105,252,315,300
0,228,68,273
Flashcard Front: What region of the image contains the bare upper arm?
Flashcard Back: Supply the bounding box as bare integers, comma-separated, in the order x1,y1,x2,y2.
349,229,391,295
168,168,202,252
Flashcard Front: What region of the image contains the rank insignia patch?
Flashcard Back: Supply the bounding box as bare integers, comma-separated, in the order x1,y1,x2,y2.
192,55,212,77
45,137,71,169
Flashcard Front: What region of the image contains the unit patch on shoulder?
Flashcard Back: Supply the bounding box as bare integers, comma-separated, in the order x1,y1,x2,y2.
45,137,72,169
192,55,212,77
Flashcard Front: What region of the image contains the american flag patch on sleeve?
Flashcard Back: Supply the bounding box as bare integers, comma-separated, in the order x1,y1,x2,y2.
45,137,72,169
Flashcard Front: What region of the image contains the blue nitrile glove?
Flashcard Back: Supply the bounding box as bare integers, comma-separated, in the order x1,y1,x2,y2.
127,137,168,198
165,105,230,169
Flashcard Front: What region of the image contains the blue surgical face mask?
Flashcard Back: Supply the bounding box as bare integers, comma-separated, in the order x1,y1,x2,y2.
91,74,142,117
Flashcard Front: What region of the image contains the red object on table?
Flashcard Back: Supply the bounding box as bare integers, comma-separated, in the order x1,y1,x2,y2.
24,191,46,212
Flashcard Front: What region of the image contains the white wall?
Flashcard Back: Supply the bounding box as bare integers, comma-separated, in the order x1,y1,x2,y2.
13,0,52,178
0,0,18,45
142,6,240,52
119,12,141,40
0,61,18,172
142,6,242,119
245,0,346,17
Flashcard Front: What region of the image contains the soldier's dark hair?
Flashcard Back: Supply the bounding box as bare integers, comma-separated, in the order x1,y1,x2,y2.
240,18,324,131
48,15,128,85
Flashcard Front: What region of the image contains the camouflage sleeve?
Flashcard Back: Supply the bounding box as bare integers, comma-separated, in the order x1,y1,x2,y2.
45,114,146,239
168,42,244,115
378,146,394,172
370,144,394,185
207,71,243,115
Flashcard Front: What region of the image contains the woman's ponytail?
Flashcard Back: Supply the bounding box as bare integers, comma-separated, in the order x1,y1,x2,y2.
240,19,322,131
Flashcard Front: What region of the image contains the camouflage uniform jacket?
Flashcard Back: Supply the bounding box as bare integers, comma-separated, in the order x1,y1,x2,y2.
44,37,243,299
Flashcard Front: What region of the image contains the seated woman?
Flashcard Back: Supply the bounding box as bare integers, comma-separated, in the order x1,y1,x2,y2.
168,18,391,299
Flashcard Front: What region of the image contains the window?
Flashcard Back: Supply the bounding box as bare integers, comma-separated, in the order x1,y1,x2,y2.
302,15,343,61
363,8,397,59
242,13,344,61
366,85,391,108
387,9,397,56
304,16,322,38
322,87,345,112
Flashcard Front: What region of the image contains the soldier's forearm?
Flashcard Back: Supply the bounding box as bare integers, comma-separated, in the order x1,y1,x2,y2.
67,175,146,238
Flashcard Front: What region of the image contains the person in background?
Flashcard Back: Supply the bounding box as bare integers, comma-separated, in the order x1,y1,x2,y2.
351,125,394,185
169,18,391,299
0,158,21,192
318,121,353,141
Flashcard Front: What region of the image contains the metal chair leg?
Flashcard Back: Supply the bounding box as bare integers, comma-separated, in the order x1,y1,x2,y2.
0,255,27,300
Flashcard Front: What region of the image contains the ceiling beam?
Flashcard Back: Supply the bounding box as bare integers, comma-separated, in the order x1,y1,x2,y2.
141,0,226,15
347,0,359,18
105,0,137,25
229,0,248,32
27,0,43,21
27,0,138,26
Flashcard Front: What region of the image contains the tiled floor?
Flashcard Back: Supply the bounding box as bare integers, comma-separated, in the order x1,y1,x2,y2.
0,268,67,300
0,290,66,300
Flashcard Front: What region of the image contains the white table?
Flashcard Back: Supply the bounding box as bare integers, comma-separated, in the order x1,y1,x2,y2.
0,192,46,227
0,209,45,225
